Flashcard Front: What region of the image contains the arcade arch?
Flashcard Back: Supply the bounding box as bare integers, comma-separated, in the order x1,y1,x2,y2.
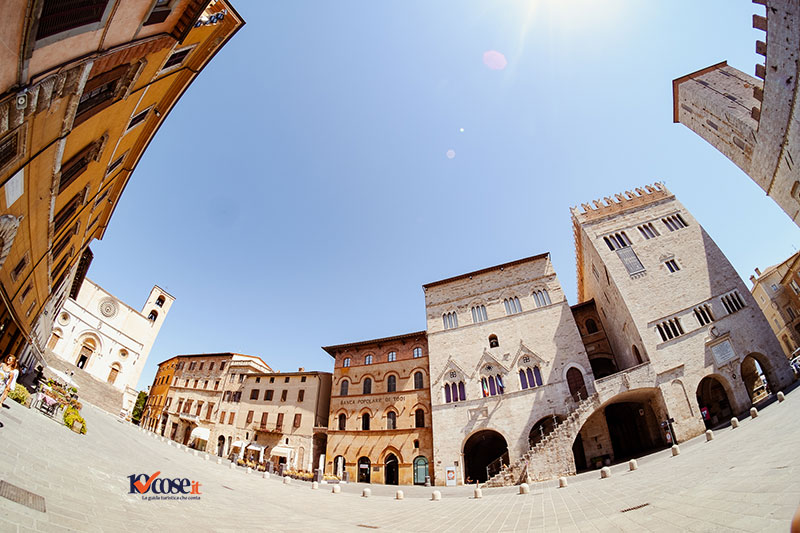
463,429,509,483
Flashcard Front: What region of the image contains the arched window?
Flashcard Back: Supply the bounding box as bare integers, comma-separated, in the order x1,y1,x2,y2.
413,371,424,390
533,366,542,387
415,409,425,428
338,413,346,430
361,413,370,430
388,351,396,362
343,357,350,368
444,385,451,403
458,381,466,401
387,411,396,430
148,310,158,321
519,368,528,389
488,334,499,348
482,375,505,397
443,311,458,330
532,289,551,308
413,347,422,358
387,375,396,393
363,377,372,395
340,380,349,396
155,296,165,307
365,354,373,365
585,319,598,334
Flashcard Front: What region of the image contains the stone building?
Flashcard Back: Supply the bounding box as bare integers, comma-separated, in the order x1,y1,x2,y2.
232,368,331,472
323,332,433,486
569,183,793,461
160,353,271,451
673,1,800,226
424,255,595,485
749,251,800,358
143,352,332,472
45,278,173,413
0,1,244,372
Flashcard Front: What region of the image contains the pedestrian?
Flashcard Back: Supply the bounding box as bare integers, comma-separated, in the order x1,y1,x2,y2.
0,354,19,407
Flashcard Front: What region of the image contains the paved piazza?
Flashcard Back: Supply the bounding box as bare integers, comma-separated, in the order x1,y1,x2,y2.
0,392,798,532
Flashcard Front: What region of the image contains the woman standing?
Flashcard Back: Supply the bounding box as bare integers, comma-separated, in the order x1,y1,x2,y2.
0,354,19,407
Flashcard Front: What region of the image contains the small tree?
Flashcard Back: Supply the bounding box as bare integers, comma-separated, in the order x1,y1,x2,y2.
132,391,147,425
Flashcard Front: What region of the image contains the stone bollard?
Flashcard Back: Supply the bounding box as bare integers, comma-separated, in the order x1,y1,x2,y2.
628,459,638,471
283,476,291,485
262,472,270,479
671,445,680,456
705,430,714,442
192,450,198,457
395,490,404,500
431,490,442,501
474,487,483,499
600,467,611,479
731,417,739,428
229,462,236,470
167,441,173,446
558,477,568,488
750,407,758,418
246,468,252,474
311,482,319,490
362,488,371,498
204,454,209,461
332,485,341,494
777,391,785,402
519,483,530,495
216,457,222,465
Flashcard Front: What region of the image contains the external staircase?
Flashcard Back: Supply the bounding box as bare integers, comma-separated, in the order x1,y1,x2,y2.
40,350,125,415
484,393,601,487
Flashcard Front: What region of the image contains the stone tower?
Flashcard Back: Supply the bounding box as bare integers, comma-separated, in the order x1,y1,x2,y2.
571,183,793,447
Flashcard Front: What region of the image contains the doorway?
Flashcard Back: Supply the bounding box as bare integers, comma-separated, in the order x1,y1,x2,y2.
463,430,508,483
605,402,658,460
357,457,371,483
567,368,587,401
76,345,92,369
217,435,226,457
413,456,428,485
384,454,398,485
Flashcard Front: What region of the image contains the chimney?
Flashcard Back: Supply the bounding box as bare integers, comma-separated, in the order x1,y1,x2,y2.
750,275,757,285
298,367,304,372
755,267,761,276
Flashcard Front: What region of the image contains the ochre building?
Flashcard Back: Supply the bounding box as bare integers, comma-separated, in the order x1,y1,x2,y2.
750,251,800,359
0,0,243,371
323,332,434,486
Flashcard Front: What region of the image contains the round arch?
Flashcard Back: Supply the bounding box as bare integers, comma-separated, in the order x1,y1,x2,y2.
740,352,778,402
696,374,735,427
462,428,509,484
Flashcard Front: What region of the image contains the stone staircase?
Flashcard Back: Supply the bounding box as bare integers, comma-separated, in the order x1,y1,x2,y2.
484,393,601,487
39,350,125,416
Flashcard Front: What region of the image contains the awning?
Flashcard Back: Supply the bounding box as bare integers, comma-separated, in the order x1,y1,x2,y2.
231,440,244,449
246,444,264,451
190,427,210,442
269,445,293,458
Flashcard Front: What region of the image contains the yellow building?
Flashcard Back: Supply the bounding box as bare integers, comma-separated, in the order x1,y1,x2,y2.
141,355,180,434
0,1,243,370
323,332,434,486
750,251,800,359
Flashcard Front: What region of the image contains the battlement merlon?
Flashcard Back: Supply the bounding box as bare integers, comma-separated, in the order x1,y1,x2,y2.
569,182,673,226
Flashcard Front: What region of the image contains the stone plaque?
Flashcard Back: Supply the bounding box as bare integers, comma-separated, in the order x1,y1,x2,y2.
711,340,736,367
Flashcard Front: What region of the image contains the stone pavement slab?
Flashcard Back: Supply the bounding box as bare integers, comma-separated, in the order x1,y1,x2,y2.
0,389,799,532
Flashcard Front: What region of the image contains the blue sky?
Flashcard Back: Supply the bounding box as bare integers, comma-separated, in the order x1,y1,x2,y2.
88,0,800,390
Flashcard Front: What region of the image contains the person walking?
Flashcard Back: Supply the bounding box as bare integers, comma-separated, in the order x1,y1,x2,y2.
0,354,19,407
